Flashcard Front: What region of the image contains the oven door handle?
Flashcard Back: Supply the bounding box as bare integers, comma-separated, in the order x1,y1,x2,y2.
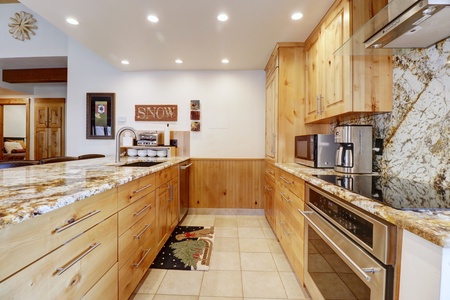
298,209,374,282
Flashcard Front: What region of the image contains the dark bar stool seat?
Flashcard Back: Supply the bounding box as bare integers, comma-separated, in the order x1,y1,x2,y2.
78,154,105,160
39,156,79,164
0,160,40,169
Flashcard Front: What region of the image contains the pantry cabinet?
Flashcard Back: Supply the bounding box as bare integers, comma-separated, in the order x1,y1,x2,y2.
305,0,392,123
275,167,306,283
265,43,305,163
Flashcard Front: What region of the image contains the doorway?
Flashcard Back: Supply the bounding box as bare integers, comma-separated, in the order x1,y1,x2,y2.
0,98,30,160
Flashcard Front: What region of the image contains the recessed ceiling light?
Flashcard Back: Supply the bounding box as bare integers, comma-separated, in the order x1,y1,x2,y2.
175,59,183,64
291,12,303,20
217,14,228,22
147,15,159,23
66,18,79,25
121,60,130,65
222,58,229,64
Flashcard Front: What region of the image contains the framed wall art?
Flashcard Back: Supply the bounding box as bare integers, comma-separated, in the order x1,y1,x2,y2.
86,93,115,139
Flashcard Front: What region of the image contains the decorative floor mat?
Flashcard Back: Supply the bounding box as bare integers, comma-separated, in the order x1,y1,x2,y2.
151,226,215,271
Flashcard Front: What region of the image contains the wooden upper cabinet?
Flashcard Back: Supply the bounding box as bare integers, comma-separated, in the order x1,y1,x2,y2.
305,0,392,124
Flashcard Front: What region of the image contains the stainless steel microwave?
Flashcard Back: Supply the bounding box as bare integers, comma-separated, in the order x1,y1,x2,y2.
295,134,336,168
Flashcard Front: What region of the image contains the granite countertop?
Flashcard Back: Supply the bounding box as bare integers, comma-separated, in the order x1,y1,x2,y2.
276,163,450,248
0,156,189,230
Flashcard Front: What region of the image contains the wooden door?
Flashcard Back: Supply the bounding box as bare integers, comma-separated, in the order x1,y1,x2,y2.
322,0,351,118
34,99,65,160
305,31,322,122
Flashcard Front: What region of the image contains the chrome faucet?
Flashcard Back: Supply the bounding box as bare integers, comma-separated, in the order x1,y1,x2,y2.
115,126,138,163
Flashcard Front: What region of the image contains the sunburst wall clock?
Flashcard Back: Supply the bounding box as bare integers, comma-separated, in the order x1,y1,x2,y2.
8,11,38,41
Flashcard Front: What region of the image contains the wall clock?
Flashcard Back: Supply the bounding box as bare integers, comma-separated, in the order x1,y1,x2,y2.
8,11,37,41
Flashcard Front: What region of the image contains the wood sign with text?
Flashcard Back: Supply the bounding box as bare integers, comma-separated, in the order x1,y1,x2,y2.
135,105,178,121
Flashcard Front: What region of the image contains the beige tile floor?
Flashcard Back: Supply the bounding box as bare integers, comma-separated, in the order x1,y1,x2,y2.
130,214,312,300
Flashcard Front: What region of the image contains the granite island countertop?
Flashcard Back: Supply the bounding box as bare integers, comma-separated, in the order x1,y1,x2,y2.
276,163,450,248
0,156,189,230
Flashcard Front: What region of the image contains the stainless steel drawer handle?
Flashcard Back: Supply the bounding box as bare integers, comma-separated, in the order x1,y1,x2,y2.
134,204,151,217
134,223,152,240
55,210,101,233
134,248,152,268
132,184,153,195
298,209,372,282
280,192,291,203
180,163,193,170
56,242,101,276
279,176,291,184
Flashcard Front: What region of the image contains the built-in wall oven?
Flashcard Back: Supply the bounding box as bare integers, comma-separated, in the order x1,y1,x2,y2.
298,184,397,300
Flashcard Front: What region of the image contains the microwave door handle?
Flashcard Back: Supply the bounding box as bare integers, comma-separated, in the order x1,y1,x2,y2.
298,209,372,282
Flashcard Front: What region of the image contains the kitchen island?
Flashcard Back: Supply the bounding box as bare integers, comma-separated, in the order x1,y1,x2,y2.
0,156,188,299
276,162,450,300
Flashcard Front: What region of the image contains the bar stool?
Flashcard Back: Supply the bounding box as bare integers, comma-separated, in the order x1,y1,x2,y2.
0,160,40,169
39,156,79,164
78,154,106,160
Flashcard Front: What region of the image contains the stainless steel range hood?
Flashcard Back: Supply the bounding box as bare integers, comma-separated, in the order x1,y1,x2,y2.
336,0,450,55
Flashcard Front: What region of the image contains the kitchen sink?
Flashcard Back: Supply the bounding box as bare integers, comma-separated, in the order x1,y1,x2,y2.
120,161,164,167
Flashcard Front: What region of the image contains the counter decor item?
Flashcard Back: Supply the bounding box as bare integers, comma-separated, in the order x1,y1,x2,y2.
137,149,147,157
156,150,167,157
164,124,170,146
147,149,157,157
127,148,137,157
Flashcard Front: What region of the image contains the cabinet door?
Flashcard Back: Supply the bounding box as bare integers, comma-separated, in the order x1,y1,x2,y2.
322,0,351,118
48,105,63,128
168,178,178,232
305,32,322,122
264,175,275,229
48,127,63,157
265,69,278,159
35,105,48,128
156,183,169,249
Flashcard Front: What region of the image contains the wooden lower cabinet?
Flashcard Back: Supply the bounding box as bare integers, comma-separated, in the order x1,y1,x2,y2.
0,215,118,299
275,167,306,283
264,161,276,229
83,263,118,300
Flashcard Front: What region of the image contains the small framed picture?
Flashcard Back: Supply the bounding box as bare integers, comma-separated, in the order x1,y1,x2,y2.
190,100,200,110
191,121,201,131
190,111,201,120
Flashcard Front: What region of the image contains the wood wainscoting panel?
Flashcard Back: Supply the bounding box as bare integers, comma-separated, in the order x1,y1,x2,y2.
190,158,265,209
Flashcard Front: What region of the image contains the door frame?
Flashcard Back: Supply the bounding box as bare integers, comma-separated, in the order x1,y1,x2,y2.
0,98,30,160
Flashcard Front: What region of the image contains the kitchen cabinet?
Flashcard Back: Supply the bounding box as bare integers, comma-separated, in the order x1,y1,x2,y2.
275,167,306,283
117,173,157,300
34,98,65,159
265,43,305,163
155,165,179,250
305,0,392,123
0,189,118,298
264,161,276,229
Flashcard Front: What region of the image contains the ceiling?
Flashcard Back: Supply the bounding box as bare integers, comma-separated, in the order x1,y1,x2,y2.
16,0,334,71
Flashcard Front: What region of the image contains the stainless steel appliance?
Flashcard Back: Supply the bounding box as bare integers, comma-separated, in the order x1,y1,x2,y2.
299,184,397,300
365,0,450,49
295,134,337,168
137,131,158,146
334,125,373,174
179,161,192,222
315,174,450,211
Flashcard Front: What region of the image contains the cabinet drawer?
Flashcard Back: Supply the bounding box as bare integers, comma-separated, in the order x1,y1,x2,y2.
118,203,156,268
277,181,305,212
119,233,157,300
118,191,155,237
0,188,117,282
118,174,155,210
155,165,177,187
0,215,118,299
276,168,305,200
83,263,118,300
265,162,276,181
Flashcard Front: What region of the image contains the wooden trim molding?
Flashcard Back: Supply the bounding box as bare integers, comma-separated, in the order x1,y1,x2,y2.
189,158,265,209
2,68,67,83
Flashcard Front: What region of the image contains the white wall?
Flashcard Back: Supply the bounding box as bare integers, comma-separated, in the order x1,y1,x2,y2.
67,38,266,158
3,105,26,137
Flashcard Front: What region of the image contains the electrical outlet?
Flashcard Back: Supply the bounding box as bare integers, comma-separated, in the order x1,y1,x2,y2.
374,138,384,155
